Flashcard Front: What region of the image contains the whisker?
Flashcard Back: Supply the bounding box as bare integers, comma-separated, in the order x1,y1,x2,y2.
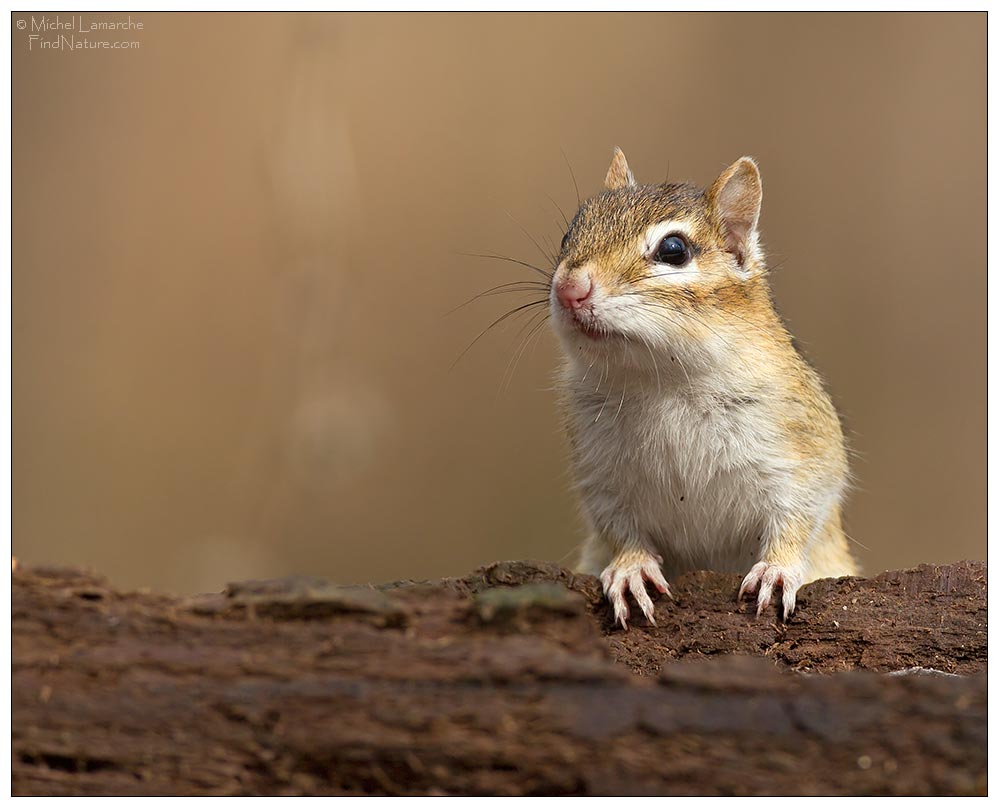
525,314,551,364
500,311,551,394
498,309,544,395
503,210,558,268
560,147,581,208
842,528,871,552
457,250,553,281
445,281,551,316
450,299,549,371
544,192,571,232
541,232,560,263
594,353,609,393
613,374,627,423
594,382,613,423
557,543,582,565
639,333,663,397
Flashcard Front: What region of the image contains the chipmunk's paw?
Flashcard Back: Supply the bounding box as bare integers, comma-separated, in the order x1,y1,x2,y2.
739,562,804,620
600,550,672,630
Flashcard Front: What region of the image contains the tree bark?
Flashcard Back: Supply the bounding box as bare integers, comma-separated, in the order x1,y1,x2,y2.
12,560,986,795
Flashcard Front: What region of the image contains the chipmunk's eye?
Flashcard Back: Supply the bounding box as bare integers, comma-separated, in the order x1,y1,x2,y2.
654,235,690,267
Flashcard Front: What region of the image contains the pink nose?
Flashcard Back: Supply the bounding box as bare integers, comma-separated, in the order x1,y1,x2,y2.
555,273,593,310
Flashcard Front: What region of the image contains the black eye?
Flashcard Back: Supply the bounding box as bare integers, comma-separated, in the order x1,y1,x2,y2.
654,235,690,266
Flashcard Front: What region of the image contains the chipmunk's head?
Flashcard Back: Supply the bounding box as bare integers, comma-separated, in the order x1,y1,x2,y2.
550,150,769,371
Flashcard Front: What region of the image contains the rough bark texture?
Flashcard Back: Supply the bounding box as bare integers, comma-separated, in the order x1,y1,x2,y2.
12,560,987,796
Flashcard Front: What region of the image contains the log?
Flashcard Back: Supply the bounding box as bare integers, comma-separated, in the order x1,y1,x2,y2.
12,560,986,795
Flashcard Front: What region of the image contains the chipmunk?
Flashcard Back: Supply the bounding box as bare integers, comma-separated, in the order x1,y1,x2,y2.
550,149,857,629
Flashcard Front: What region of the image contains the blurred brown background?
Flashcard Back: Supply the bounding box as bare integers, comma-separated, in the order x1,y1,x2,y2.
13,12,985,593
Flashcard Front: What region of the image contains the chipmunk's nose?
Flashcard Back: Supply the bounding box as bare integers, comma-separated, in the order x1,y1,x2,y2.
555,273,593,310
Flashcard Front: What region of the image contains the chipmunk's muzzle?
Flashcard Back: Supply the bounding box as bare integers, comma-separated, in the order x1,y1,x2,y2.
554,272,593,310
552,280,618,343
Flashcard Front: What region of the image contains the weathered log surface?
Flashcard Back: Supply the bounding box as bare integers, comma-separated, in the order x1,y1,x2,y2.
12,560,987,795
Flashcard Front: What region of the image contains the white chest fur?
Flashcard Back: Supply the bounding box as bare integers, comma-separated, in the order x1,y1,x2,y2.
566,369,788,575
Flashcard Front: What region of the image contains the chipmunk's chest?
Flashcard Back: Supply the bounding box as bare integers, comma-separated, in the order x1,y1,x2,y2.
569,384,783,569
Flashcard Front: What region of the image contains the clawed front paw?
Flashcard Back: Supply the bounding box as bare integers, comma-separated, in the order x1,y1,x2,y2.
600,550,672,630
739,561,804,620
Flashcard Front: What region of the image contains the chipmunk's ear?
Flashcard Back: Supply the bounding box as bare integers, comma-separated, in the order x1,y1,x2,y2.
707,157,763,267
604,147,636,190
